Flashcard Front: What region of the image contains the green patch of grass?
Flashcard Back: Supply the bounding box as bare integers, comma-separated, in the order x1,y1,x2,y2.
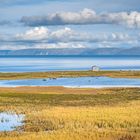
0,88,139,108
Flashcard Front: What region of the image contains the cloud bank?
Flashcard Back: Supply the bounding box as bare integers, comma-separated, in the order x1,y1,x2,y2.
0,42,86,50
15,27,133,43
0,27,139,50
20,8,140,28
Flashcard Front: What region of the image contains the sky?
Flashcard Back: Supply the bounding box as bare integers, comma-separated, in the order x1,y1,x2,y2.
0,0,140,50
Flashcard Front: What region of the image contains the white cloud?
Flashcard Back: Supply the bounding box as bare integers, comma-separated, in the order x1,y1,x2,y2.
21,8,140,28
1,26,139,50
16,27,49,40
15,26,134,43
0,43,87,50
34,43,86,49
0,44,27,50
50,27,76,42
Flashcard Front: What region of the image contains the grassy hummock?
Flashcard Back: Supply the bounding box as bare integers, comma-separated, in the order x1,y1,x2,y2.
0,70,140,80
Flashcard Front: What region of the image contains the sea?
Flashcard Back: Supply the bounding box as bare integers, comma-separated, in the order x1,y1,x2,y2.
0,55,140,72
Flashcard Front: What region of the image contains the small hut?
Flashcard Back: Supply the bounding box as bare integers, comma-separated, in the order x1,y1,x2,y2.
91,66,100,71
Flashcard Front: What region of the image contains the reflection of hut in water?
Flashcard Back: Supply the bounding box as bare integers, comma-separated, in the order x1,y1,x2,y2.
91,66,100,71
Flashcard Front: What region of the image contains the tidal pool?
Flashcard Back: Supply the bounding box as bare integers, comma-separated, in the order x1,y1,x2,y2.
0,112,24,132
0,76,140,88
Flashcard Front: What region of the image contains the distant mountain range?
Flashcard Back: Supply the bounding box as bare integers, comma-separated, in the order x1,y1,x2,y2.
0,47,140,56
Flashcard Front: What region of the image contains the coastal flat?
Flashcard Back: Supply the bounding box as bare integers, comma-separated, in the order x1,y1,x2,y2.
1,0,140,140
0,87,140,140
0,71,140,80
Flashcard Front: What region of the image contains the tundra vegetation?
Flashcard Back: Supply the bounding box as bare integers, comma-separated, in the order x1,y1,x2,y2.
0,71,140,80
0,87,139,140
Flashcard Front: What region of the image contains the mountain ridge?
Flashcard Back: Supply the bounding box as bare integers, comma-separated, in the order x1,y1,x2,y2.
0,47,140,56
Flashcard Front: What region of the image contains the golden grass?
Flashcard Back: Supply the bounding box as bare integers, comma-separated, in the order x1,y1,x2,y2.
0,86,119,96
0,87,140,140
0,106,140,140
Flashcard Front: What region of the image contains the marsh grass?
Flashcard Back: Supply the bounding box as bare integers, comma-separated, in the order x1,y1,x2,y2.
0,87,139,140
118,134,135,140
0,71,140,80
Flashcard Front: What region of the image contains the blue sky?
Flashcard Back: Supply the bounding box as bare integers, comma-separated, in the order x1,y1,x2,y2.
0,0,140,50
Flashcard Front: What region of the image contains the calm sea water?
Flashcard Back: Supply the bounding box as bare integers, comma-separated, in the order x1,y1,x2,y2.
0,55,140,72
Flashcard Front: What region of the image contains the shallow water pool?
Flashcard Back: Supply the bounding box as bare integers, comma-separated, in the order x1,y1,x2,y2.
0,112,24,132
0,76,140,88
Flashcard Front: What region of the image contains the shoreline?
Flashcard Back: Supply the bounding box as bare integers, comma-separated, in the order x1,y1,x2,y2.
0,85,140,88
0,86,139,93
0,70,140,80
